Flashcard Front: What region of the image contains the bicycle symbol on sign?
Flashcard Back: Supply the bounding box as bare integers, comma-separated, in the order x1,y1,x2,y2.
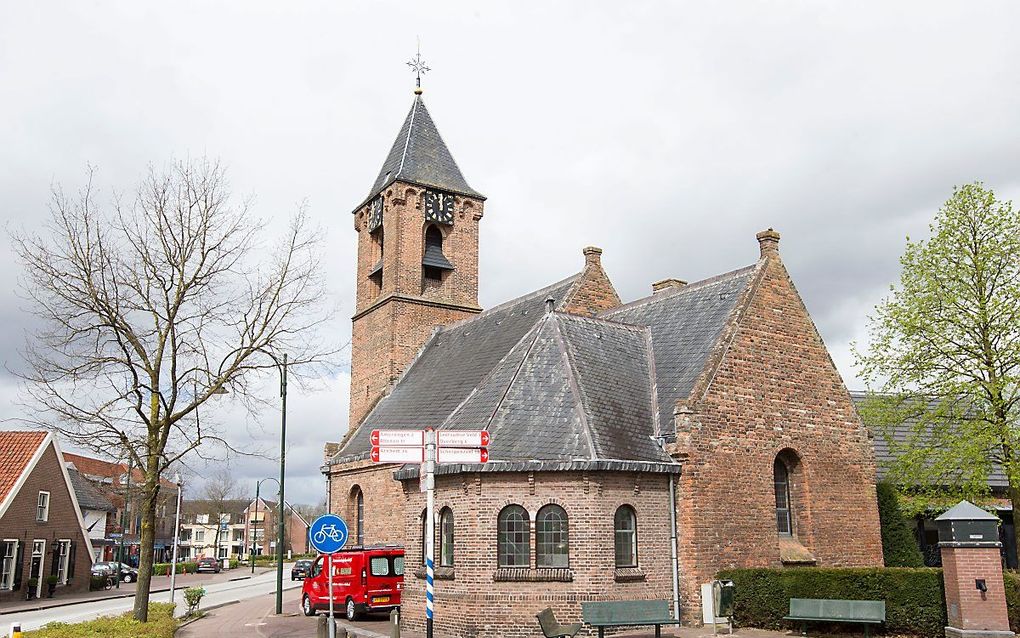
313,524,345,545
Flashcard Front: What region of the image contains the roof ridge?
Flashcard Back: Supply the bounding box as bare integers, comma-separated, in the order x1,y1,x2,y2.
603,263,758,316
552,317,599,460
395,96,419,180
435,272,583,334
437,317,549,431
551,311,646,333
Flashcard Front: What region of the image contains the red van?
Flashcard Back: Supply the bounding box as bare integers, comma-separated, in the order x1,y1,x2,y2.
301,545,404,621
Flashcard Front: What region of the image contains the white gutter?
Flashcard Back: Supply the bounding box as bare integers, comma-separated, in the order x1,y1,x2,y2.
658,437,682,624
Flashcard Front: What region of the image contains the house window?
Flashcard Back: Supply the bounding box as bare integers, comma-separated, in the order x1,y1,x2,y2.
774,457,793,536
420,510,428,566
614,506,638,568
0,540,17,590
356,488,365,545
197,514,209,525
536,505,569,568
37,491,50,522
439,508,454,567
497,505,530,568
195,530,205,543
56,540,71,584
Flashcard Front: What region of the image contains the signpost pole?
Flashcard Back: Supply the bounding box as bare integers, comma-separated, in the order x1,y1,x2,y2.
328,553,335,638
424,428,436,638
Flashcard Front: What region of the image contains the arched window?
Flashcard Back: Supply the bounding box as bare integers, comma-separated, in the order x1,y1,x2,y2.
774,457,793,536
439,508,454,567
355,488,365,545
497,505,530,568
614,505,638,568
536,505,569,568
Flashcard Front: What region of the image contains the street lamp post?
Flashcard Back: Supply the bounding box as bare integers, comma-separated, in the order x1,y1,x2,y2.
169,473,183,604
116,455,133,589
275,353,287,616
249,477,279,574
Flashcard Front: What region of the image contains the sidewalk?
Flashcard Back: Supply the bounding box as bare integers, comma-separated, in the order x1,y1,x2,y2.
0,566,277,616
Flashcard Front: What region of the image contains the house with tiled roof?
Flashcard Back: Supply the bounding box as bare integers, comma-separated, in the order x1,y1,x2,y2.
0,431,94,601
66,465,115,561
323,89,884,636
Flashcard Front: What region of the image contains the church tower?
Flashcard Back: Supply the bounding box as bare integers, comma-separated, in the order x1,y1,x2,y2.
348,89,485,427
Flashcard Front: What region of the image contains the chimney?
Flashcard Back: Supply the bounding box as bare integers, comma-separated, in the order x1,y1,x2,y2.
582,246,603,267
652,278,688,294
756,228,780,258
545,297,555,314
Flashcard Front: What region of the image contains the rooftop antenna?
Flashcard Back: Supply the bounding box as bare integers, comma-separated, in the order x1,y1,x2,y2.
406,37,430,95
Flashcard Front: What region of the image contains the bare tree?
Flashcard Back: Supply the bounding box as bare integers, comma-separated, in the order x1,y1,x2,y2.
12,159,334,620
202,466,243,560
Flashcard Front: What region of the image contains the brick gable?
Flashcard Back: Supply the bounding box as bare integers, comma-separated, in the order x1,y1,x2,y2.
670,239,883,616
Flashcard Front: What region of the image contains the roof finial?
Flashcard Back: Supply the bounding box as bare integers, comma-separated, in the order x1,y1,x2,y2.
407,38,430,95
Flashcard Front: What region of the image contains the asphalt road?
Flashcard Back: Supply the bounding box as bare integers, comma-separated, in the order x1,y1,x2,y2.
2,566,303,633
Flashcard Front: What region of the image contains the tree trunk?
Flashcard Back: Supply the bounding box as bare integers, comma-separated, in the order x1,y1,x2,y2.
1010,484,1020,565
132,464,161,621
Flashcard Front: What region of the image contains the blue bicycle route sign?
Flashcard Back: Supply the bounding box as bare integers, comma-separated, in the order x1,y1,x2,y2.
308,514,349,554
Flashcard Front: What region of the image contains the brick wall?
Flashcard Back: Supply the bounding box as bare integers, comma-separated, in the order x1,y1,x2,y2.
0,443,92,602
348,182,484,427
326,461,406,546
397,470,677,638
561,247,622,317
942,546,1011,632
671,245,883,618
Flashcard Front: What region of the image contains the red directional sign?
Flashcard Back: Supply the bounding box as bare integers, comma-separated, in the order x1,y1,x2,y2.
437,430,490,448
436,447,489,463
370,446,425,463
370,429,425,447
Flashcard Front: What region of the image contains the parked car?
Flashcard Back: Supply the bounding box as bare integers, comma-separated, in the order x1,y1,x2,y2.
196,557,222,573
291,559,313,581
94,561,138,583
301,545,404,621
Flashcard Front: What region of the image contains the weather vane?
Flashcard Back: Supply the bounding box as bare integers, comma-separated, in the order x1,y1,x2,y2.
406,39,430,93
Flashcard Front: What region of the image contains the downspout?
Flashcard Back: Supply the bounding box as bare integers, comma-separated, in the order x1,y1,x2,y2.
658,437,682,624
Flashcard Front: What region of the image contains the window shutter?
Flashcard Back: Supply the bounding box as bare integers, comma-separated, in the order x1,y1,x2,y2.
13,542,24,590
67,542,76,579
50,544,60,577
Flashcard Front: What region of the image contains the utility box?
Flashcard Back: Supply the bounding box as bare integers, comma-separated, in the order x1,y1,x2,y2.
936,501,1000,546
713,580,735,618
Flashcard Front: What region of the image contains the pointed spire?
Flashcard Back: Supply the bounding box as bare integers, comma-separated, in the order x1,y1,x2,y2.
355,96,484,213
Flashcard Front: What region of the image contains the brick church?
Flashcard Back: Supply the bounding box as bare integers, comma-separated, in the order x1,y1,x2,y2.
323,86,884,637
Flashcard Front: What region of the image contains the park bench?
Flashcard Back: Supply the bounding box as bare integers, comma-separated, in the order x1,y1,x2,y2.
783,598,886,638
536,607,582,638
582,600,674,638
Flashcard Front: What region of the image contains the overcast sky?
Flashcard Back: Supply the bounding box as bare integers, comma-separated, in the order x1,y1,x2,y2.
2,2,1019,506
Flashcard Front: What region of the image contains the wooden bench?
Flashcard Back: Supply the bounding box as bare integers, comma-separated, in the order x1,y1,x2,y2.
783,598,886,638
536,607,582,638
582,600,674,638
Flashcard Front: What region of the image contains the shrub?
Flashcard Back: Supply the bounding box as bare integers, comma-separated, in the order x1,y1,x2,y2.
716,567,947,637
1005,571,1020,632
26,603,177,637
152,561,198,575
877,483,925,567
183,587,206,615
229,558,240,569
89,574,108,591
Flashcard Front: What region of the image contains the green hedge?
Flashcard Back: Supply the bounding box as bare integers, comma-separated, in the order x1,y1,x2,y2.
152,561,198,575
1005,571,1020,632
27,603,177,637
877,483,924,567
717,567,947,637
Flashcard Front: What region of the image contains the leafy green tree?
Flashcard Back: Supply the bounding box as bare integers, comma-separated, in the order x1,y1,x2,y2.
856,182,1020,549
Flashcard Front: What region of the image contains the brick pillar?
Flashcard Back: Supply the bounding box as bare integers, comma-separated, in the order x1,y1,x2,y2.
937,501,1015,638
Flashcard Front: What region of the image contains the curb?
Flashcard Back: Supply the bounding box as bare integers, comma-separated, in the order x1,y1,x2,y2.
0,574,257,616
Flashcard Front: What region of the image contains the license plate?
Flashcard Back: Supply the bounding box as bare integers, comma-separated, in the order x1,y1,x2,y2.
372,596,391,603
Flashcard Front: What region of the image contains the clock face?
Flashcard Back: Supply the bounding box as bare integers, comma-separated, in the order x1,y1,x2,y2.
424,190,454,225
367,196,383,233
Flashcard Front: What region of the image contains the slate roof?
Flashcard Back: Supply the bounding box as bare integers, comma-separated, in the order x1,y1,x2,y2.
356,95,483,212
67,466,115,512
601,265,758,427
332,263,763,470
850,391,1009,488
0,431,47,504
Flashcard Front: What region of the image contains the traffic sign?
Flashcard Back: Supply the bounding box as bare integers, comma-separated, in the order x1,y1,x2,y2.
437,447,489,463
437,430,490,448
308,514,349,554
371,445,425,463
370,429,424,447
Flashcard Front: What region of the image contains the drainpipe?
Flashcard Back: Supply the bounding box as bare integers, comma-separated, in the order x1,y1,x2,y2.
658,437,682,624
